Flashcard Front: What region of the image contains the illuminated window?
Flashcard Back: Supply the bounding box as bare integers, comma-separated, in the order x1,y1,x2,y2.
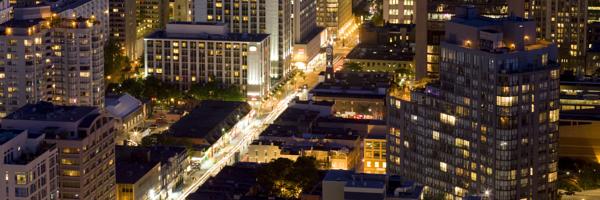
63,170,80,177
548,172,557,182
432,131,440,141
455,138,470,148
440,162,447,172
80,72,90,78
549,109,559,122
62,148,79,154
496,96,516,106
61,159,77,165
440,113,456,125
16,173,27,185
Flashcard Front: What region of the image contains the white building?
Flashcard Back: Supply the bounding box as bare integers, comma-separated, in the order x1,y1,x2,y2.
144,22,271,99
0,6,104,116
193,0,293,80
0,129,59,200
52,0,110,42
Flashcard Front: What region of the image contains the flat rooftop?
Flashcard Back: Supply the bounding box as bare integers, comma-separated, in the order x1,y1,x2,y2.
313,72,391,92
0,129,25,145
187,163,261,200
5,101,97,122
0,18,43,28
169,101,250,139
146,30,269,42
346,44,414,61
116,145,186,184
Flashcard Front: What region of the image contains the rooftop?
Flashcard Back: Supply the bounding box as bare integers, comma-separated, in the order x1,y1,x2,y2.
116,145,186,184
187,162,262,200
260,124,301,138
0,129,26,145
49,0,94,13
275,108,320,124
146,30,269,42
346,44,414,61
169,101,250,141
0,18,44,28
105,93,143,119
313,72,391,93
5,101,98,122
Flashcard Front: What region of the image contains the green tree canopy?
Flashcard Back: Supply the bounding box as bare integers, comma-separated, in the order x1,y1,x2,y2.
257,157,320,199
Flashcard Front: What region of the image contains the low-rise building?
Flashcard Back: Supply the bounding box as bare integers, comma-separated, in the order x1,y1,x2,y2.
144,22,271,99
186,162,262,200
322,170,423,200
311,72,390,120
105,93,147,133
165,101,251,160
359,23,414,50
116,145,188,200
0,129,59,200
345,45,414,73
244,140,300,163
289,99,334,117
361,133,386,174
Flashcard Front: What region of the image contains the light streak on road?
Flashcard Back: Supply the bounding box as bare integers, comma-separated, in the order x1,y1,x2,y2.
174,91,299,200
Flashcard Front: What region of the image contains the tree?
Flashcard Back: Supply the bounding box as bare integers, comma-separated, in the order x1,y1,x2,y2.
257,157,320,199
289,157,320,191
104,39,133,83
371,12,384,26
257,158,295,196
189,82,245,101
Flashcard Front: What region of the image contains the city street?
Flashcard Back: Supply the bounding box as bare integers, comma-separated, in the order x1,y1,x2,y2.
171,69,323,200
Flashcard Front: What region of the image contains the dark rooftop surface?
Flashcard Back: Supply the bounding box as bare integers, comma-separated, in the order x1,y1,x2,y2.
169,101,250,140
346,44,414,61
317,117,386,125
560,109,600,121
308,127,360,141
50,0,94,13
311,91,387,99
187,162,262,200
0,18,44,28
146,30,270,42
314,72,391,90
293,99,335,107
0,129,25,145
275,108,320,124
116,145,186,184
5,101,97,122
260,124,301,138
